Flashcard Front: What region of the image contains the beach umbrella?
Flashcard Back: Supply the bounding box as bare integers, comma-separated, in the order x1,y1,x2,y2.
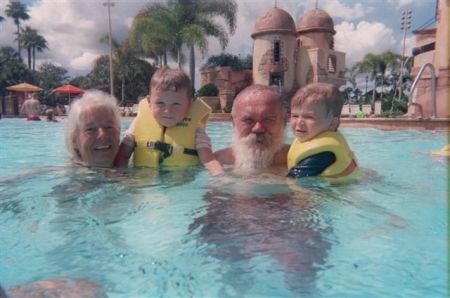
6,82,43,93
52,84,85,104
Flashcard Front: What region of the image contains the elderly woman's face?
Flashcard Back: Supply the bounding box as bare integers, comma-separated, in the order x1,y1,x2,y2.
74,106,120,167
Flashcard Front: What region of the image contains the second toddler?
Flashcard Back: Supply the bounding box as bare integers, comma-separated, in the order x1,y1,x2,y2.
287,82,358,178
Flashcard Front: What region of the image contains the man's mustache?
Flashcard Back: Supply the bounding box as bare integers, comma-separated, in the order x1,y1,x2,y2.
246,133,272,146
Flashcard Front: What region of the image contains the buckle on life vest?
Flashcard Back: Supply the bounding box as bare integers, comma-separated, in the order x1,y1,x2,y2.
147,141,173,156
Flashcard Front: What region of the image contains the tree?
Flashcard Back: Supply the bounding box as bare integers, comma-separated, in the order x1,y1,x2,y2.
128,0,237,92
31,33,47,71
343,66,362,106
18,26,34,69
35,62,68,91
202,53,252,70
69,76,91,90
89,52,155,104
176,0,237,92
100,35,151,103
0,46,31,94
129,3,182,67
5,0,30,58
353,51,401,111
34,62,69,106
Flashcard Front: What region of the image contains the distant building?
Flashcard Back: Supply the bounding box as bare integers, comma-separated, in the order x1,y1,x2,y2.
251,7,346,98
410,0,449,118
199,6,346,110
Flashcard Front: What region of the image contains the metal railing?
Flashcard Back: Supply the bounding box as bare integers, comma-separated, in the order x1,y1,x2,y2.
409,62,436,118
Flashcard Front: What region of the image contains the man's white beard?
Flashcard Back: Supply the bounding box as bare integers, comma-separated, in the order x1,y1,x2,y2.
232,129,284,171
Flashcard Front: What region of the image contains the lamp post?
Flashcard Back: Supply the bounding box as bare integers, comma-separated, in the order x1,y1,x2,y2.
365,75,368,103
359,75,369,108
398,9,412,101
104,0,115,96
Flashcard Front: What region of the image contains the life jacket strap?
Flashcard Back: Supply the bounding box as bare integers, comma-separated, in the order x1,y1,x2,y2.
146,141,198,158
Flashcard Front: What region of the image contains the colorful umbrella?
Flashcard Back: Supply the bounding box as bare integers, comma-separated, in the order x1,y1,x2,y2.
52,84,84,95
6,82,43,93
53,84,85,105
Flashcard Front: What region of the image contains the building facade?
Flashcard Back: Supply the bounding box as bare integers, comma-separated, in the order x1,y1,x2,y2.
251,7,346,98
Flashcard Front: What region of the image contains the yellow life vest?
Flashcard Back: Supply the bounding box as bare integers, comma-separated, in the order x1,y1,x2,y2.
431,144,450,157
133,98,211,167
287,131,358,178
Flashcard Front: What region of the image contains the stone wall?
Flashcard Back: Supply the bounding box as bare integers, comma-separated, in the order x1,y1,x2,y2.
200,66,253,112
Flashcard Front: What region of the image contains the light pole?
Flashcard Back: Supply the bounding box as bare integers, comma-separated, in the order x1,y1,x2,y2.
398,9,412,101
104,0,115,96
364,75,368,107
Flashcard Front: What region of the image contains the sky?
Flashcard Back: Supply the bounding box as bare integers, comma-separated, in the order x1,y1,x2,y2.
0,0,438,88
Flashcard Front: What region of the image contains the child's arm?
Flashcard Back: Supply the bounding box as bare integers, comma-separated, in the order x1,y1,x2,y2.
113,119,136,167
196,127,224,175
287,151,336,178
114,141,134,167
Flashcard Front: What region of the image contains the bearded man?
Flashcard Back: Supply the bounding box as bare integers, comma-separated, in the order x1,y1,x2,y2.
214,84,289,172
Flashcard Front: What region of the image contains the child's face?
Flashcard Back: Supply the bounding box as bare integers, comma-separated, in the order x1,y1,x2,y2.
290,99,337,142
149,88,191,128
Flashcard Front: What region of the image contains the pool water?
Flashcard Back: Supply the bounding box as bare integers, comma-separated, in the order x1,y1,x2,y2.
0,118,447,297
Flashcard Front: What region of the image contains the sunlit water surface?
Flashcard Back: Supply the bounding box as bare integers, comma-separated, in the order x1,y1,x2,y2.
0,118,447,297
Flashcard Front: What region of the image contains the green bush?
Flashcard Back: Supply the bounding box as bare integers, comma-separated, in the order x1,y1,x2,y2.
201,53,252,71
223,100,233,113
195,83,219,97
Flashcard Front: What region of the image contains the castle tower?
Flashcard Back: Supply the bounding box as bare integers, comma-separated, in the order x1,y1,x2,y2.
295,9,346,88
251,7,297,94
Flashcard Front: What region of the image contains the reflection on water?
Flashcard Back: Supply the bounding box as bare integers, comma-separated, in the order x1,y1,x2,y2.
189,174,334,296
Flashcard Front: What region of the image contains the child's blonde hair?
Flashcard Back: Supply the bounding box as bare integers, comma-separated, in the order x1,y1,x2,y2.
291,83,344,118
150,67,192,100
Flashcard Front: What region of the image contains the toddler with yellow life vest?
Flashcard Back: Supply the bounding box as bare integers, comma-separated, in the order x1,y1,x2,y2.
287,83,359,179
114,67,222,173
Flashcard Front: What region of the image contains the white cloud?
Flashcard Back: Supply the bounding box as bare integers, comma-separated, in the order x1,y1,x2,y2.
387,0,415,9
334,21,397,67
0,0,429,88
0,0,143,76
322,0,365,20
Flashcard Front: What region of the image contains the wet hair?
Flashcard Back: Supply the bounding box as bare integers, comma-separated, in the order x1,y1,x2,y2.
291,83,344,118
231,84,286,118
150,67,192,100
64,90,120,162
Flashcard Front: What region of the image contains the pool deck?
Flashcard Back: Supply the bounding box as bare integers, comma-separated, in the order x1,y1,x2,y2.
3,114,450,131
208,113,450,131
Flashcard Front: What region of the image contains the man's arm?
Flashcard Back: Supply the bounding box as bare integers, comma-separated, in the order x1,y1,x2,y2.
287,151,336,178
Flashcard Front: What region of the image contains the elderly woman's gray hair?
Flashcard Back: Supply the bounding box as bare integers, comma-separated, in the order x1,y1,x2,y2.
64,90,121,162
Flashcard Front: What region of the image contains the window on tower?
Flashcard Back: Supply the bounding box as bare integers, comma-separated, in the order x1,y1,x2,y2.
273,40,281,63
328,55,337,73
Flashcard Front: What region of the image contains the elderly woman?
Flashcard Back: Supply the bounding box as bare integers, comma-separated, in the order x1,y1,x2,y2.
65,90,121,167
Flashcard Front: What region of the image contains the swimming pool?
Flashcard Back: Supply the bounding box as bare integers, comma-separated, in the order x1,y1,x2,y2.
0,118,447,297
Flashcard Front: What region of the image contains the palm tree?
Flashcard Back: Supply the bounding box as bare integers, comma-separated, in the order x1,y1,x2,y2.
18,26,35,69
343,66,362,112
31,34,48,71
129,3,184,68
5,0,30,58
354,51,401,109
18,26,48,70
100,35,149,103
129,0,237,92
175,0,237,92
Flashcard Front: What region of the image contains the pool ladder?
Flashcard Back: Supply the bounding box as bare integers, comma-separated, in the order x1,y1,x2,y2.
408,62,437,119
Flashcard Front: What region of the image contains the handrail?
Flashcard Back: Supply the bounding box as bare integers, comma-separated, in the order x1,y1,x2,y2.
409,63,436,118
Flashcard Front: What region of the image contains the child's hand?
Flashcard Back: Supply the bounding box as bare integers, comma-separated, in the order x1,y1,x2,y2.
196,127,211,150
